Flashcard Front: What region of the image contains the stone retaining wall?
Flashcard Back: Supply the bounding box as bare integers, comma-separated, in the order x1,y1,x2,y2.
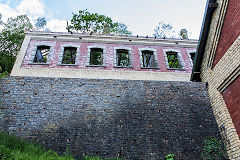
0,77,221,159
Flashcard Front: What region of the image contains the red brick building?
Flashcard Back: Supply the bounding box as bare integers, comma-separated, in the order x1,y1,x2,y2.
11,31,197,81
191,0,240,158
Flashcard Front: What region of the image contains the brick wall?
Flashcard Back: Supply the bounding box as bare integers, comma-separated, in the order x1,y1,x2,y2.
0,77,221,159
222,75,240,137
197,0,240,157
213,0,240,67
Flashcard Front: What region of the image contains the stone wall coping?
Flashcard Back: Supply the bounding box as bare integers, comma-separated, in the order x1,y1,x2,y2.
25,31,198,48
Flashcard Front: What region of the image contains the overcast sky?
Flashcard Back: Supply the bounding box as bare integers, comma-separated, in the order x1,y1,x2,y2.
0,0,207,39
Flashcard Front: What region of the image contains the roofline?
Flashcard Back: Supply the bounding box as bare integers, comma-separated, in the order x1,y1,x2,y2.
25,31,198,44
190,0,218,81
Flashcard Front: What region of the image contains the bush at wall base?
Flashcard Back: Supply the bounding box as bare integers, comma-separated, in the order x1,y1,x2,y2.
201,137,229,160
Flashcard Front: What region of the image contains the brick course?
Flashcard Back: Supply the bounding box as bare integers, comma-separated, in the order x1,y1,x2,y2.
0,77,221,159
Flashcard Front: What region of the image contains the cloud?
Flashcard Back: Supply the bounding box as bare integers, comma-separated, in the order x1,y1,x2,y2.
0,3,18,22
46,19,67,32
0,1,67,33
16,0,45,19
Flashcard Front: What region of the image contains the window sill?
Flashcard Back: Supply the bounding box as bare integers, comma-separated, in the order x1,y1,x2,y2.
86,65,106,67
58,64,78,66
167,68,185,71
28,63,49,65
114,66,133,68
140,67,160,70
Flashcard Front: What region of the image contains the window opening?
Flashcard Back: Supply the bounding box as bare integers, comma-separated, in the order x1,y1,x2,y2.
62,47,77,64
166,52,181,68
142,50,156,67
89,48,103,65
33,46,50,63
190,52,196,62
117,49,129,67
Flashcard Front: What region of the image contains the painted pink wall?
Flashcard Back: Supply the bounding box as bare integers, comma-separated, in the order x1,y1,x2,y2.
22,40,194,73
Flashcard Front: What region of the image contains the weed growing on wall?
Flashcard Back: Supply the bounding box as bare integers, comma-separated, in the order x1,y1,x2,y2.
201,137,229,160
165,153,175,160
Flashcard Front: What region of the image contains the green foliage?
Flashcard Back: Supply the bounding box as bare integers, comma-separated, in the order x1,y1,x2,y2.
0,53,16,73
201,137,229,160
62,48,77,64
0,71,9,79
0,131,74,160
165,154,175,160
167,54,181,68
89,49,103,65
0,14,32,75
67,9,131,35
114,23,132,35
67,9,117,34
0,15,32,57
117,50,129,66
0,13,2,25
0,145,13,160
0,131,124,160
180,29,188,39
35,17,47,29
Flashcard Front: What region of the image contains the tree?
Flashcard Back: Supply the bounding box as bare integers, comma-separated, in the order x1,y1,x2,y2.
180,29,189,39
114,23,132,35
0,15,32,76
153,21,176,39
67,9,131,35
0,13,2,25
35,17,47,30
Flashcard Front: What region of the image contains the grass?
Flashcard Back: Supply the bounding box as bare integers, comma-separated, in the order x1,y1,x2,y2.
0,131,124,160
0,131,74,160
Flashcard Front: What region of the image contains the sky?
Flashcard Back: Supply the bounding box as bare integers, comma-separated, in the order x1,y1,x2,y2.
0,0,207,39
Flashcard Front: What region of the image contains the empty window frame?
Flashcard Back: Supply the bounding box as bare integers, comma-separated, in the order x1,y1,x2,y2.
141,50,158,68
61,47,77,64
189,52,196,63
33,45,50,63
116,49,130,67
166,52,182,68
187,50,196,66
89,48,103,65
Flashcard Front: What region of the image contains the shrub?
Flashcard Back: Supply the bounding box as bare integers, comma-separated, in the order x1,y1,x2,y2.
165,153,175,160
201,137,229,160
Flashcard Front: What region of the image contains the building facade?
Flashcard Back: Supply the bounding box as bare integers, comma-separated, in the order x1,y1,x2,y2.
191,0,240,158
11,31,197,81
